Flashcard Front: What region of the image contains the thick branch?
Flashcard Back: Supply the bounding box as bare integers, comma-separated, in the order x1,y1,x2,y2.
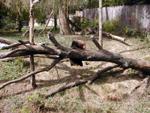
0,37,14,45
48,33,69,51
45,65,118,98
45,78,88,98
102,32,130,46
1,41,30,50
0,35,150,75
0,44,60,58
88,65,119,84
0,59,60,90
90,35,102,50
119,46,150,54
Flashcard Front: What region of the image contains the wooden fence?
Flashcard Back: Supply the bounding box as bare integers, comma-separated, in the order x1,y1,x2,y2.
83,5,150,32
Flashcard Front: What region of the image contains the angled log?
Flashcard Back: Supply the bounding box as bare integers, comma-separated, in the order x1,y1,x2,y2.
0,59,61,90
0,37,14,45
0,34,150,93
102,32,130,46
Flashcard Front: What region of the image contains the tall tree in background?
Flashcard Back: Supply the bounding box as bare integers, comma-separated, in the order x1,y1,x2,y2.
99,0,103,47
58,0,72,35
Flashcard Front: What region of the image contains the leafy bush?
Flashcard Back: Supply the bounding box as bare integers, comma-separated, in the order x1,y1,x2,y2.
102,20,120,33
102,20,146,38
123,26,140,37
81,19,98,30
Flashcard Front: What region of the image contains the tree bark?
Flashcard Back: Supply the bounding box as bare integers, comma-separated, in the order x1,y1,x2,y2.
0,34,150,93
99,0,103,47
54,14,57,31
58,0,71,35
29,0,36,88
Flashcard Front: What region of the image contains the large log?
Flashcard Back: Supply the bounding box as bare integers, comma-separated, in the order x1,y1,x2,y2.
0,37,14,45
0,34,150,95
0,35,150,75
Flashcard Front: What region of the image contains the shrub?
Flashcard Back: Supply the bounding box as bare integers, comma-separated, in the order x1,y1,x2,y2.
81,18,98,30
102,20,121,33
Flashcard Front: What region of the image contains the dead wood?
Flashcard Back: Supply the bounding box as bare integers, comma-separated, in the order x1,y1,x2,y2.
90,35,102,50
130,76,150,94
67,18,128,46
45,65,119,98
88,65,119,84
0,59,61,90
0,34,150,74
102,32,130,46
1,40,30,50
39,10,53,34
0,34,150,94
0,37,14,45
119,46,150,54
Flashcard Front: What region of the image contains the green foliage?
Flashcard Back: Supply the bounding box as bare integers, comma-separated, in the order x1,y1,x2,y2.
27,93,44,105
81,19,98,30
0,3,9,28
102,20,120,33
102,20,122,34
34,5,47,24
102,20,146,37
103,0,126,7
19,106,31,113
103,0,150,7
123,26,140,37
0,58,28,80
86,0,99,8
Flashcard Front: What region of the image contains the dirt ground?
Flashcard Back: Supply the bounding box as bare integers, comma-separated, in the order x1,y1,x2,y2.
0,36,150,113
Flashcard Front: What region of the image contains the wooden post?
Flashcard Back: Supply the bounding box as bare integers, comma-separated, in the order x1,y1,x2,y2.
99,0,103,47
29,0,36,88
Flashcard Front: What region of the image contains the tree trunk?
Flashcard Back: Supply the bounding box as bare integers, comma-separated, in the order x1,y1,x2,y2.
58,1,71,35
29,0,36,88
18,20,22,32
99,0,103,47
54,14,57,31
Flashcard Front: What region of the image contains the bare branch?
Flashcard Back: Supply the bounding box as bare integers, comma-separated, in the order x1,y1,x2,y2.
39,10,54,34
130,76,150,94
90,35,102,50
48,33,69,51
45,78,88,98
1,41,30,50
33,0,40,6
119,46,150,54
0,45,61,59
45,65,119,98
0,37,14,45
0,59,61,90
102,32,130,46
88,65,119,84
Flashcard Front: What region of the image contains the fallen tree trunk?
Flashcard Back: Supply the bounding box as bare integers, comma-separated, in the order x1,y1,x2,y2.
0,33,150,92
0,34,150,74
102,32,130,46
0,37,14,45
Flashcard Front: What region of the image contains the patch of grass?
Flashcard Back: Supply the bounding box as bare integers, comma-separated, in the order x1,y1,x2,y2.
0,58,28,80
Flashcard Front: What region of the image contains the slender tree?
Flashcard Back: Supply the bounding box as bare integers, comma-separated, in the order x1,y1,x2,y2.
99,0,103,47
29,0,40,88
